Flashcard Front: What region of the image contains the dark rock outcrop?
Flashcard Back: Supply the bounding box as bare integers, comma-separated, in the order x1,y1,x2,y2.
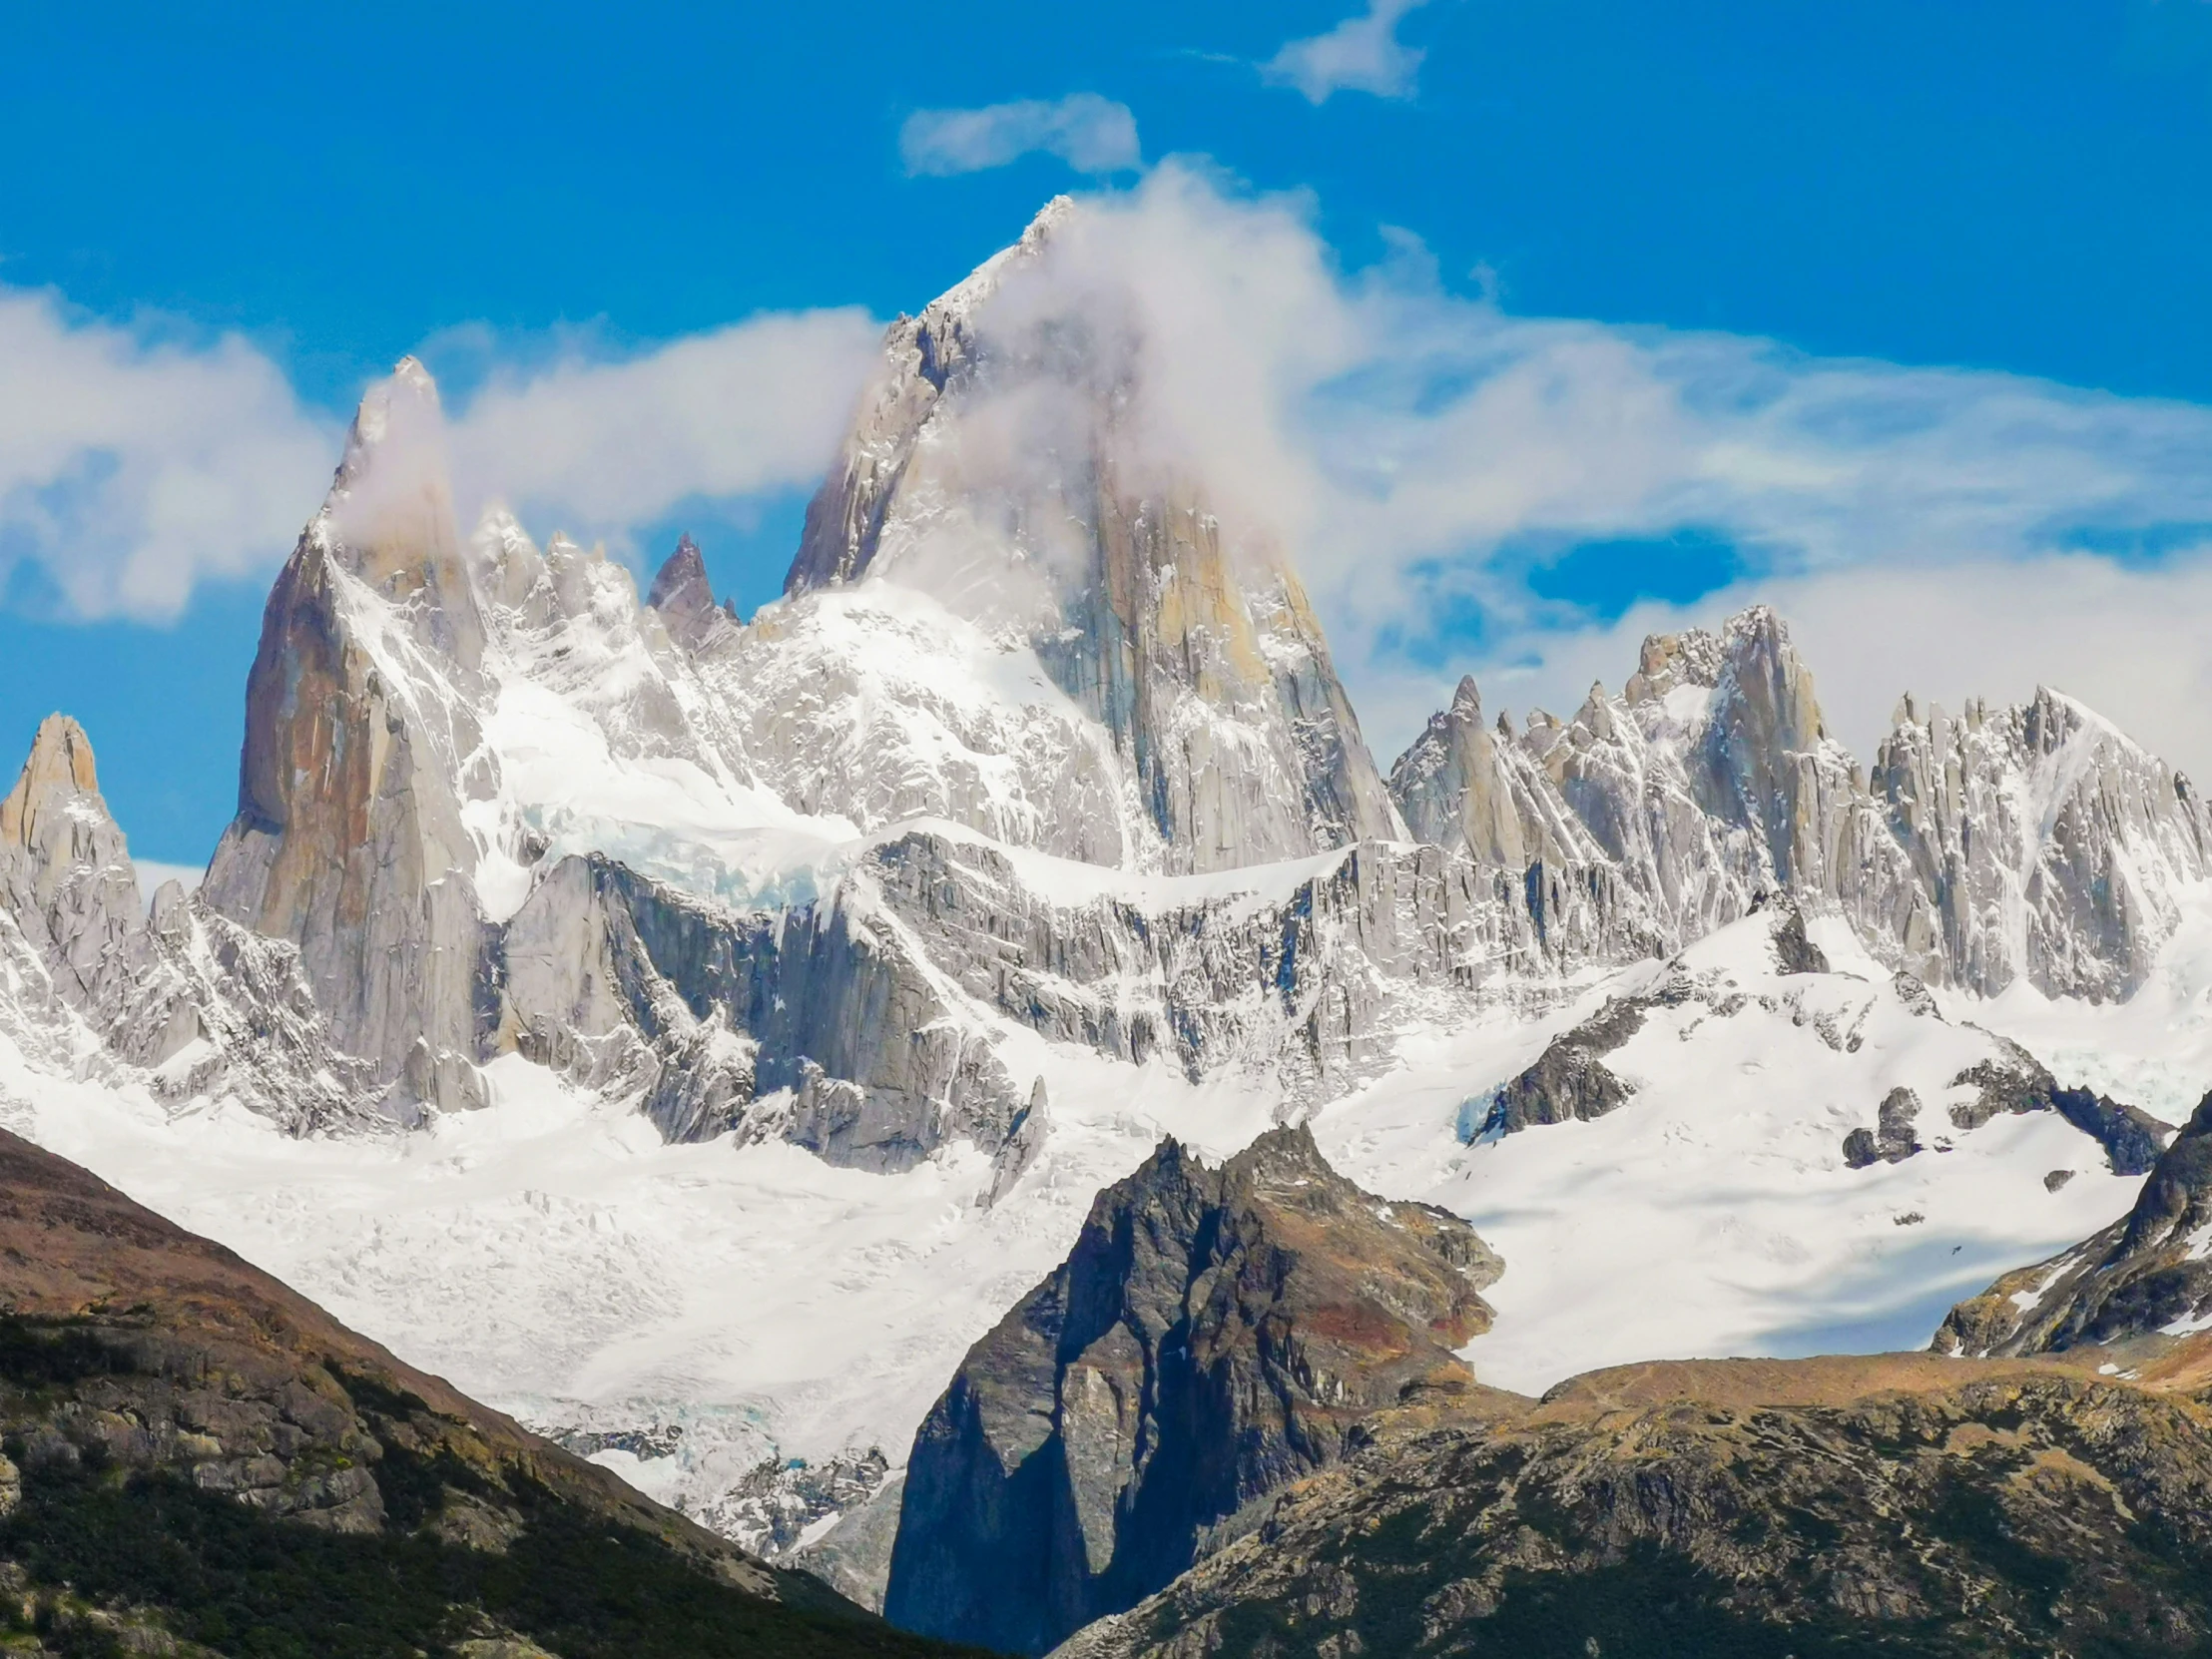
882,1126,1502,1654
1940,1088,2212,1358
1475,997,1646,1138
1843,1085,1925,1168
1947,1043,2168,1176
1764,890,1830,974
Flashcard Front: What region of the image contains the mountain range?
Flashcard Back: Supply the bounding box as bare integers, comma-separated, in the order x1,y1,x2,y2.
6,197,2212,1653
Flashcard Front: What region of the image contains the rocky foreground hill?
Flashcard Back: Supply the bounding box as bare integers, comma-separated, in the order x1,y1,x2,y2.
874,1119,2212,1657
1055,1351,2212,1659
0,1128,982,1659
887,1127,1505,1653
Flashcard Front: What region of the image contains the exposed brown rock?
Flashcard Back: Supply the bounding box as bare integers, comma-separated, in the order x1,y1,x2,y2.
884,1125,1501,1654
201,361,494,1116
1059,1349,2212,1658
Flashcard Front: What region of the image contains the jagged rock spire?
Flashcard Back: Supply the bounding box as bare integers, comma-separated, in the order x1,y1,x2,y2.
1,714,101,852
778,196,1402,871
315,356,483,670
203,359,493,1117
1389,676,1602,870
646,533,722,649
0,715,142,1007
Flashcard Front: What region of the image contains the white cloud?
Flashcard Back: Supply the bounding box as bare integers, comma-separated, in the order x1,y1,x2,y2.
1265,0,1430,103
0,291,884,620
900,95,1142,178
441,309,884,551
954,166,2212,779
0,291,337,619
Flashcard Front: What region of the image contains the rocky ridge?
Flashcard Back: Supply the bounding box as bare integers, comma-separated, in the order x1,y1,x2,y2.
111,204,2212,1172
0,716,375,1134
1055,1352,2212,1659
1459,897,2162,1177
1391,613,2212,1003
1939,1086,2212,1360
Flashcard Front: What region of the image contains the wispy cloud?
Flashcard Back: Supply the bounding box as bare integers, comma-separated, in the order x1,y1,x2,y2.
1265,0,1430,103
0,291,337,618
443,309,882,551
899,95,1141,178
952,166,2212,775
0,291,883,620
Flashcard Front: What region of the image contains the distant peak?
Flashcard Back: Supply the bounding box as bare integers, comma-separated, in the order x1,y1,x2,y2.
1626,627,1722,704
2,713,101,849
1725,602,1783,641
1225,1121,1328,1180
649,535,710,604
647,535,723,647
1024,194,1078,246
389,354,439,398
1448,676,1483,721
353,356,443,437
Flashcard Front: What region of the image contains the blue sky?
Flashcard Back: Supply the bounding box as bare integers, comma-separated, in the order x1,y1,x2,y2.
9,0,2212,862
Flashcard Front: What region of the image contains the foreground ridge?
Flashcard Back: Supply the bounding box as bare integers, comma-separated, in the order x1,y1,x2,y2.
0,1127,982,1657
1058,1350,2212,1658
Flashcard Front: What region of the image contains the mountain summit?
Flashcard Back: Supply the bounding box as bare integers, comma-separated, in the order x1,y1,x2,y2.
787,198,1401,872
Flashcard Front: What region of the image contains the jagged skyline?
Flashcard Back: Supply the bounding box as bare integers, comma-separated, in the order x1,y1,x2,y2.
12,8,2212,862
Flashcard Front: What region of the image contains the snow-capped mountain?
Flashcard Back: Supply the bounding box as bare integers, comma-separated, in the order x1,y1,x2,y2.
2,196,2211,1610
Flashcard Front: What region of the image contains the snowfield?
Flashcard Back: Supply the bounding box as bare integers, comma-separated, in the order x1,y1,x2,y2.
4,883,2196,1522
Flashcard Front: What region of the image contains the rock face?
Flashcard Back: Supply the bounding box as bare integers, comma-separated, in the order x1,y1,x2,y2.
1057,1353,2212,1659
0,714,142,1008
202,359,497,1116
0,1128,962,1657
0,717,375,1134
1389,676,1609,876
785,199,1402,873
1938,1088,2212,1358
645,532,731,650
1392,612,2212,1002
1872,686,2212,999
882,1125,1501,1655
499,851,1027,1170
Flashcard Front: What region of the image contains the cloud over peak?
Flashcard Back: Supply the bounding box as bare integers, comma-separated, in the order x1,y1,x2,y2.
1265,0,1430,103
0,294,884,622
899,94,1142,178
